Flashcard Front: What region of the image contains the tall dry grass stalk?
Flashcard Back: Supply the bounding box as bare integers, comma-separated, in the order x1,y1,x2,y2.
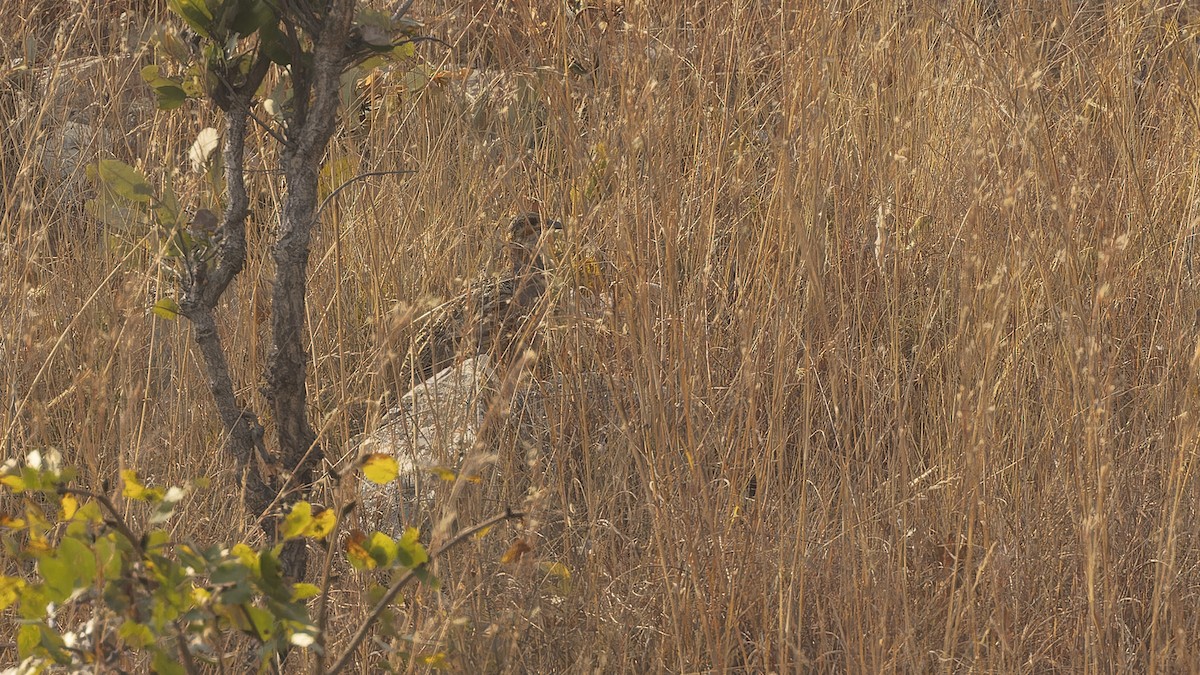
3,0,1200,671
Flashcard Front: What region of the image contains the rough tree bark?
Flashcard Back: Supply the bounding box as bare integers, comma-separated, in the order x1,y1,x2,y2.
178,0,361,580
178,55,276,525
265,0,358,578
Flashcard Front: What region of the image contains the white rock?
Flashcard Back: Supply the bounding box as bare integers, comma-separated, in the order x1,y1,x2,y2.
356,356,495,533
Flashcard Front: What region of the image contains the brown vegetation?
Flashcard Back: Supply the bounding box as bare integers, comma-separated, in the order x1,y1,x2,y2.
4,0,1200,671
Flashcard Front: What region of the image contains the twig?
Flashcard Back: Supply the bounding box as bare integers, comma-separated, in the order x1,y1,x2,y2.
315,170,415,219
248,106,289,146
172,620,201,675
57,487,143,557
390,0,415,22
314,501,356,675
325,509,525,675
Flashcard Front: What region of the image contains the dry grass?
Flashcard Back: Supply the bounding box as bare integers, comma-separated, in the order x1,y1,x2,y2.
5,0,1200,671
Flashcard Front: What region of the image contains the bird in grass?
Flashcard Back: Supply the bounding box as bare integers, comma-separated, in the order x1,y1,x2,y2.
390,212,564,393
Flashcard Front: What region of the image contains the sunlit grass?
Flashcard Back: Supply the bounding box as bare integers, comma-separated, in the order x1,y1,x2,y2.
3,0,1200,670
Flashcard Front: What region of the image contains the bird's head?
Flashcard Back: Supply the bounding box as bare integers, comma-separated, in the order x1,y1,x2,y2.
508,212,564,251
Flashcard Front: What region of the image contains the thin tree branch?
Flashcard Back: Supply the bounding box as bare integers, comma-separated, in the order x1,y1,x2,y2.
316,170,414,218
172,620,201,675
176,49,277,522
326,509,526,675
391,0,415,22
57,487,143,557
313,501,356,674
249,106,289,147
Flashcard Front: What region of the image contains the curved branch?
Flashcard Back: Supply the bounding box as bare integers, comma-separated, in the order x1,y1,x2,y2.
326,509,525,675
316,169,415,218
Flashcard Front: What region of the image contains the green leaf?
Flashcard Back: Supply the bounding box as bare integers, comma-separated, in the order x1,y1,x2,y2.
168,0,216,39
412,565,440,589
152,84,188,110
182,61,216,98
152,647,187,675
95,534,122,579
231,0,276,36
97,159,155,204
393,40,416,60
85,197,142,231
154,180,183,231
152,298,181,321
361,454,399,485
152,26,194,64
259,21,292,65
243,604,275,641
144,529,172,553
395,527,428,568
17,584,50,620
59,536,97,589
258,548,289,602
119,621,155,649
141,65,189,110
366,531,397,568
39,554,74,602
16,623,40,658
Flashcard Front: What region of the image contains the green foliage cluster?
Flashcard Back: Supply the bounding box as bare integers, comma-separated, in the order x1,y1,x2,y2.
0,451,438,672
86,0,419,319
144,0,416,116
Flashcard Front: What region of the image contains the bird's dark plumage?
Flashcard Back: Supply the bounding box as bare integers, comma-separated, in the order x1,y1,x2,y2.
392,212,563,392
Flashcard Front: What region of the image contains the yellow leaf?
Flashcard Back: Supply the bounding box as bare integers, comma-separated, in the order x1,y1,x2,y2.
191,587,211,605
152,297,180,320
419,652,449,669
539,561,571,580
0,514,26,529
0,474,26,491
319,156,356,201
231,543,261,574
304,508,336,540
25,534,52,556
0,575,25,611
121,469,146,500
59,494,78,521
539,561,572,596
429,466,456,482
281,501,313,540
361,454,399,485
291,582,321,600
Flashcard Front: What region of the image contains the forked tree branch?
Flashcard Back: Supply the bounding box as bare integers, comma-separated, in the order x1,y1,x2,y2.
177,48,277,525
